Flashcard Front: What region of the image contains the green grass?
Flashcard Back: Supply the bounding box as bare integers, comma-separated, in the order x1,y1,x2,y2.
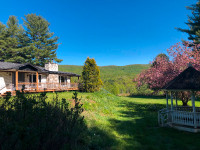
46,91,200,150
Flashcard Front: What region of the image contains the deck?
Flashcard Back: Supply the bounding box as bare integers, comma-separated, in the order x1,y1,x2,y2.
1,82,79,95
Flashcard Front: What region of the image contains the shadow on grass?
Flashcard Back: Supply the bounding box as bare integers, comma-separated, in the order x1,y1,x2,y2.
108,100,200,150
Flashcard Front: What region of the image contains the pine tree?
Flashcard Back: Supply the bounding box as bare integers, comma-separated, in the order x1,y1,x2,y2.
81,57,103,92
177,1,200,44
23,14,62,66
0,16,26,62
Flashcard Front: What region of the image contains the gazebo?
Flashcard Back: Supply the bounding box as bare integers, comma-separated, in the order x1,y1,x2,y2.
158,66,200,132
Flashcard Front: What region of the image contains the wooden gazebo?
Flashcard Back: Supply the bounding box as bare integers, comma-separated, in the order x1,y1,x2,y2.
158,66,200,132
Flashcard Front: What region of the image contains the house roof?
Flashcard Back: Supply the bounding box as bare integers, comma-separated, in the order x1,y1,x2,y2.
162,66,200,91
0,62,80,77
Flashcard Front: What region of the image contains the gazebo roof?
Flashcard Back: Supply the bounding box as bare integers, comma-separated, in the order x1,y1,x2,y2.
162,66,200,91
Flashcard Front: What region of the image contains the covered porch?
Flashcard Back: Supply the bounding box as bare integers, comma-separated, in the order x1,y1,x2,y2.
158,66,200,132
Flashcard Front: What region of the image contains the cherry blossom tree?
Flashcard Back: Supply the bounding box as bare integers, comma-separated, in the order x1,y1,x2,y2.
136,42,200,105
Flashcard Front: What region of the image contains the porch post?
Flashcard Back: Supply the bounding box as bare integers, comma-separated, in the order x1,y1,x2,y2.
166,91,168,109
16,71,18,90
36,72,39,92
171,91,173,111
191,91,197,128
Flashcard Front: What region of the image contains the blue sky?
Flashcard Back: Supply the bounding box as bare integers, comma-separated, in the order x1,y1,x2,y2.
0,0,197,66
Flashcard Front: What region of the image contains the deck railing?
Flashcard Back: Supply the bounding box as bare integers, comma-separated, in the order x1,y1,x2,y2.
16,82,79,91
158,107,200,127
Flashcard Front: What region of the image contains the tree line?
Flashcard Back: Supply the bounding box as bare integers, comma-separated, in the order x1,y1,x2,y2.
0,14,62,67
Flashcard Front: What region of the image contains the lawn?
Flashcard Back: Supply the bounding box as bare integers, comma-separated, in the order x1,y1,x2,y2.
46,90,200,150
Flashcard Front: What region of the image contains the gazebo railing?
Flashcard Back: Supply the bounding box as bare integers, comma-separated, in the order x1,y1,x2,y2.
158,108,200,128
172,111,195,126
175,106,200,112
158,108,169,126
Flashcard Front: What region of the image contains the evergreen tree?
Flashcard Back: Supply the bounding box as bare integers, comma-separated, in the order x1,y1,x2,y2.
23,14,62,66
0,16,26,63
177,1,200,44
81,57,103,92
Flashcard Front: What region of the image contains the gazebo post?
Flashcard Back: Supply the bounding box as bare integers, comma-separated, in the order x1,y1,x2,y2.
175,92,178,109
191,91,197,128
171,91,173,111
166,91,168,109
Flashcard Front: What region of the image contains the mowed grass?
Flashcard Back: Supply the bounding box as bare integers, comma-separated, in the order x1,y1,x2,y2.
46,91,200,150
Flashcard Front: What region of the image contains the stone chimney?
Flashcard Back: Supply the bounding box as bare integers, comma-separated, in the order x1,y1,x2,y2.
45,61,58,71
45,60,59,83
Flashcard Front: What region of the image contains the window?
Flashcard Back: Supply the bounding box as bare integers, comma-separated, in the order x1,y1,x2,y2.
39,75,41,83
29,75,32,82
29,74,40,83
33,75,36,83
59,76,65,83
18,72,25,82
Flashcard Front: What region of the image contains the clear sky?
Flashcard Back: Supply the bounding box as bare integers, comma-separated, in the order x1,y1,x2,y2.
0,0,197,66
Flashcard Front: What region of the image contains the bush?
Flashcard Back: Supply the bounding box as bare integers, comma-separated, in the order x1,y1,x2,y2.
0,91,87,150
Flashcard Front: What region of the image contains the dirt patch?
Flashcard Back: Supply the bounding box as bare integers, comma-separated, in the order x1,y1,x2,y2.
89,100,96,104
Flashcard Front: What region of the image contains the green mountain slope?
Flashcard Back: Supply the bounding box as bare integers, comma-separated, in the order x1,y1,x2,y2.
59,64,150,95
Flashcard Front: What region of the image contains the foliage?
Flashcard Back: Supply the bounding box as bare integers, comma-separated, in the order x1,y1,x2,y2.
177,0,200,44
136,42,200,105
0,14,62,66
152,53,169,67
81,57,103,92
0,91,87,149
59,64,150,95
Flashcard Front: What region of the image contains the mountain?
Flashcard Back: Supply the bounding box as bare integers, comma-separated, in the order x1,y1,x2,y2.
59,64,150,95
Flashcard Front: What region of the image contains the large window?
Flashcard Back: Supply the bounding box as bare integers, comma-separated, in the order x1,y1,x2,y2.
29,74,41,83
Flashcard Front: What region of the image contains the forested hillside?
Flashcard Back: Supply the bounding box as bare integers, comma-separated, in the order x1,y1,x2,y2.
59,64,150,95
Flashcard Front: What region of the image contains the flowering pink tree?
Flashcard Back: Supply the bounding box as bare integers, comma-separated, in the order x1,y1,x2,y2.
136,42,200,105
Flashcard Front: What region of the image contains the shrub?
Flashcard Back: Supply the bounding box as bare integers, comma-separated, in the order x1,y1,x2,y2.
0,91,87,149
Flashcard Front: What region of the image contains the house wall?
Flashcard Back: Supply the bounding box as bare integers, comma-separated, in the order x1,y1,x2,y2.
0,72,12,93
0,72,12,86
47,74,59,83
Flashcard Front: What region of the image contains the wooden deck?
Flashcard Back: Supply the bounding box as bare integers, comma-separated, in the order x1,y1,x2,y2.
1,82,79,96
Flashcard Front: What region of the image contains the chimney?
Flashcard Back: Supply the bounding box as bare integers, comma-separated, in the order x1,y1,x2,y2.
45,60,58,71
